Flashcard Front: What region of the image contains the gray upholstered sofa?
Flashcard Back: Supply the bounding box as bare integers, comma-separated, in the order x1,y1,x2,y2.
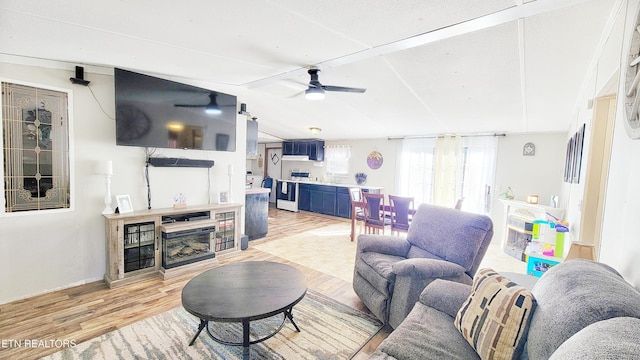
370,259,640,359
353,203,494,329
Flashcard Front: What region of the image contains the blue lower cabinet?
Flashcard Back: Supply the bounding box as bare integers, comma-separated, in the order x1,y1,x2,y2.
310,190,324,213
336,192,351,218
297,183,352,219
321,192,336,215
298,184,310,211
308,185,335,216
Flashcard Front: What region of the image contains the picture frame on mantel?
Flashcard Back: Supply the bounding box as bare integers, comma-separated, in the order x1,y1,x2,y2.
115,194,133,214
219,191,229,204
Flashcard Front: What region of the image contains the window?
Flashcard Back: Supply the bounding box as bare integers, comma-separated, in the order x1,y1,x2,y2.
1,81,71,213
398,136,497,214
325,145,351,175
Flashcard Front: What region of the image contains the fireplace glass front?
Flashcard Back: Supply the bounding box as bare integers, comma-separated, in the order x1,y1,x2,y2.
162,226,216,269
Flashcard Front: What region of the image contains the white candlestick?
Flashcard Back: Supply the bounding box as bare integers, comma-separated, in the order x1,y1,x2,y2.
99,160,113,175
102,174,114,214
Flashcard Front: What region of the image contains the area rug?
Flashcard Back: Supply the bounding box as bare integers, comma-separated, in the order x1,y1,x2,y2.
253,223,357,283
41,290,382,360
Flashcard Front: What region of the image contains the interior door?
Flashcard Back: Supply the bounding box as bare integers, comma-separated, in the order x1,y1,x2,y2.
266,147,282,203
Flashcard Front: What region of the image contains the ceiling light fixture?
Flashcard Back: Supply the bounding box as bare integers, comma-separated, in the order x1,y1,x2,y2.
205,105,222,115
309,127,322,134
205,94,222,115
305,87,325,100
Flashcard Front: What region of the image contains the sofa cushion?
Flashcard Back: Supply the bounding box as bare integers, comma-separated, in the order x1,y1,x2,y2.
549,317,640,359
420,279,473,318
527,259,640,360
376,302,480,360
454,268,536,360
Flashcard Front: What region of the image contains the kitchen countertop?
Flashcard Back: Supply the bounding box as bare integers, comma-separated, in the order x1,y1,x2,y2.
245,188,271,194
276,179,383,190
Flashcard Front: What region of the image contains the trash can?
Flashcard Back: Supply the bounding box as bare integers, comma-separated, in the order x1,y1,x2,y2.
240,234,249,250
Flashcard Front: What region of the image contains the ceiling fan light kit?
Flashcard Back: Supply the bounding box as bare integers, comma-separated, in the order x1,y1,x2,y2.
305,87,325,100
205,106,222,115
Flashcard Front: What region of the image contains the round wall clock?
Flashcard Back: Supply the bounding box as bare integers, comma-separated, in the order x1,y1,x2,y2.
623,7,640,139
523,142,535,156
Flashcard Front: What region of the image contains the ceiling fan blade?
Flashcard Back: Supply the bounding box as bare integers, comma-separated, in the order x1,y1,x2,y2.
175,104,206,108
322,85,366,93
287,90,307,99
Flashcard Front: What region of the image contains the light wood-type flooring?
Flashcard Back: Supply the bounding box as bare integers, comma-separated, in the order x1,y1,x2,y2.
0,206,525,360
0,207,390,360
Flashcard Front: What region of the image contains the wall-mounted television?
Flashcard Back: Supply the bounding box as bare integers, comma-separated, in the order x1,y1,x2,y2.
114,68,237,151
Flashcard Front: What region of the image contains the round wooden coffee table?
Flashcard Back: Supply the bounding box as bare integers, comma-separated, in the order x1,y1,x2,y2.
182,261,307,359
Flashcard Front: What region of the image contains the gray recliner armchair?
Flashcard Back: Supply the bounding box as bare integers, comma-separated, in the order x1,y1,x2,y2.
353,203,493,329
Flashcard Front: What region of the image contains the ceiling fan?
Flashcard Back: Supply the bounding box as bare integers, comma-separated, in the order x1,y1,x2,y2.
304,68,366,100
174,92,229,115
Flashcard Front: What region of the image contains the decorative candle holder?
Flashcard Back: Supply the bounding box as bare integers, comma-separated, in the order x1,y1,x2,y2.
101,160,114,214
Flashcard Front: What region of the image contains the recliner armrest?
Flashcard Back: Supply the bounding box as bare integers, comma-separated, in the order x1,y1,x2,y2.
392,257,467,279
357,234,411,257
419,279,472,318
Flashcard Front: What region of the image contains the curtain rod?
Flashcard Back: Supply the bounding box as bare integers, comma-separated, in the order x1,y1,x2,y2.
387,133,506,140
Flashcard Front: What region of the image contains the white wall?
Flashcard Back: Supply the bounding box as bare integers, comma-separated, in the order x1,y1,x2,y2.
598,0,640,288
0,62,246,304
553,0,640,288
491,133,567,246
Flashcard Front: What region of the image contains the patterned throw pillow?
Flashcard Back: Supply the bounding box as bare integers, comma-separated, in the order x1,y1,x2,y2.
454,268,536,360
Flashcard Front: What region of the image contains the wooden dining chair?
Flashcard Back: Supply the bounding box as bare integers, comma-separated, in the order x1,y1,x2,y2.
349,187,366,241
363,192,391,235
388,195,414,235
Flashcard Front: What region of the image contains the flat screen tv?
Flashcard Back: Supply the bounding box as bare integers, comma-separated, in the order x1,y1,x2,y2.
114,68,237,151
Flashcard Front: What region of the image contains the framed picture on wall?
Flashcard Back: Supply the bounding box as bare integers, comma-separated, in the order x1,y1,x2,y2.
115,194,133,213
563,123,586,184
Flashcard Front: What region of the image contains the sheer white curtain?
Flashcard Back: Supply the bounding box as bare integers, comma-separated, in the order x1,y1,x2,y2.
325,145,351,175
433,136,463,207
398,138,436,205
398,135,497,215
460,136,497,214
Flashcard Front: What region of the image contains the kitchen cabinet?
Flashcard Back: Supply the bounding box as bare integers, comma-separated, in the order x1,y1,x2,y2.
336,188,352,218
283,141,308,156
298,183,311,211
294,182,382,219
282,140,324,161
283,141,294,155
308,184,338,217
308,140,324,161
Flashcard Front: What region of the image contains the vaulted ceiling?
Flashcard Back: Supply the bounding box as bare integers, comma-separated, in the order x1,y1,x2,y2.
0,0,619,141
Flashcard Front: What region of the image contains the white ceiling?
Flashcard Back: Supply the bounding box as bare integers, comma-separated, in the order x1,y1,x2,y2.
0,0,619,142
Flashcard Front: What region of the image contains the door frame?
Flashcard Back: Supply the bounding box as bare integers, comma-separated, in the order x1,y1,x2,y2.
579,94,616,259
